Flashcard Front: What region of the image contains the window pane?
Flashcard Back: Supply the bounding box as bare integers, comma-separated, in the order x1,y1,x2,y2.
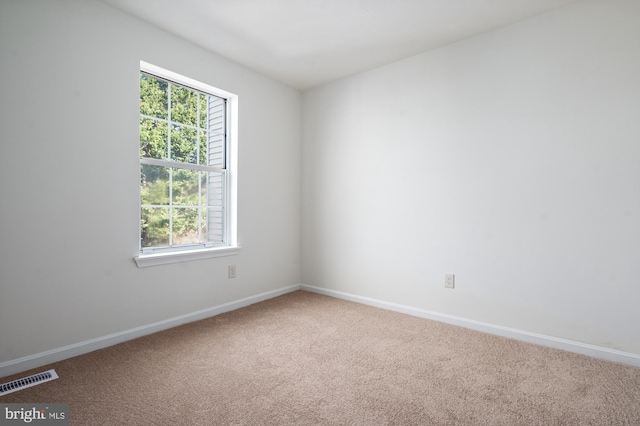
208,133,225,168
172,168,200,206
170,125,197,163
198,130,207,165
207,171,224,207
199,95,207,129
141,207,170,248
207,207,224,243
199,172,208,206
140,118,168,159
140,74,168,119
172,207,200,245
200,208,207,239
141,165,169,205
207,95,225,168
171,85,197,126
208,96,225,137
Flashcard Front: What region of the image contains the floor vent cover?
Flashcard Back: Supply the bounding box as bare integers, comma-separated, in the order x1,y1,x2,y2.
0,369,59,396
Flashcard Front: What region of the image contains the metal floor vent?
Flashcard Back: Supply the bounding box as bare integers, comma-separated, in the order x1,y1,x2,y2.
0,369,59,396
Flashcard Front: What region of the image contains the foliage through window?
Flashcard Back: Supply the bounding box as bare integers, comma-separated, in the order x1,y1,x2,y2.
139,69,228,253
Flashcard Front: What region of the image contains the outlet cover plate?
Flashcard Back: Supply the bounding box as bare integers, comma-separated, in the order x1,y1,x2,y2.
445,273,455,289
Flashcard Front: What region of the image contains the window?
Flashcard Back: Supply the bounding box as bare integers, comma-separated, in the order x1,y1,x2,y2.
135,62,239,267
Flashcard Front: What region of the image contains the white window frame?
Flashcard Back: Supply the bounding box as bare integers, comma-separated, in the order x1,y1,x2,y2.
134,61,240,267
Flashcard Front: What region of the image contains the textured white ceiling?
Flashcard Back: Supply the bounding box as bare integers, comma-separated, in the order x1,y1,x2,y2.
100,0,582,90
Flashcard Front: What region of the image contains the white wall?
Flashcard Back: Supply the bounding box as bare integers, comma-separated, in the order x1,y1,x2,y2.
302,0,640,355
0,0,301,365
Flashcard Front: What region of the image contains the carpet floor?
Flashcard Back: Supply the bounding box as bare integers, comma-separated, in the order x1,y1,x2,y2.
1,290,639,425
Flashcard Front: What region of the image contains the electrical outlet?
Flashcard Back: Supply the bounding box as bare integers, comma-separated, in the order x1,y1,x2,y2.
444,273,455,289
228,265,236,279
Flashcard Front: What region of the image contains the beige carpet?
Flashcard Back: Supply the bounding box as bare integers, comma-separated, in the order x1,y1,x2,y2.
1,290,639,425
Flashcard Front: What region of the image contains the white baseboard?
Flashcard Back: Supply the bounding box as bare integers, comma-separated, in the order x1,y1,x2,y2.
4,283,637,379
0,284,302,379
301,284,640,368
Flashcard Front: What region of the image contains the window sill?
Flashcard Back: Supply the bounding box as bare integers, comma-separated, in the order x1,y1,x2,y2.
134,246,241,268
